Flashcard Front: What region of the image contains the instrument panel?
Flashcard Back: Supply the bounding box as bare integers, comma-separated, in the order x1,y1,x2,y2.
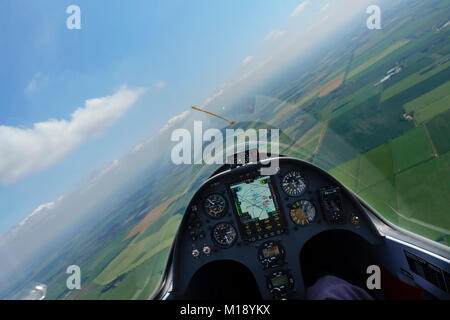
171,157,382,299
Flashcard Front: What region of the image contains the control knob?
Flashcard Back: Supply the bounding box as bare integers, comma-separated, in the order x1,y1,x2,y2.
192,249,200,258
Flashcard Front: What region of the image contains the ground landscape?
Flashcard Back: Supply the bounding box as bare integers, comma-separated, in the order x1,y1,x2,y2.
272,0,450,245
3,0,448,300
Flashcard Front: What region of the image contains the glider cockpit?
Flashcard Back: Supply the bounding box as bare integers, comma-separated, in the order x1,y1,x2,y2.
151,156,450,300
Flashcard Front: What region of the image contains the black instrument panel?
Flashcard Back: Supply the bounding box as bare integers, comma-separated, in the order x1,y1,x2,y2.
171,157,382,299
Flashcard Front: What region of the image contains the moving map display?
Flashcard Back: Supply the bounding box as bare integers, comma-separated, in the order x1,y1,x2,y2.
230,176,286,242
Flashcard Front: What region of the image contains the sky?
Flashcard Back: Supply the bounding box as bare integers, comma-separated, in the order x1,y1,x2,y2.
0,0,374,233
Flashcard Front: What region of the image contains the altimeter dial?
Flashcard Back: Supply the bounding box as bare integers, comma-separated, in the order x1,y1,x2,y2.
289,200,316,225
212,223,237,247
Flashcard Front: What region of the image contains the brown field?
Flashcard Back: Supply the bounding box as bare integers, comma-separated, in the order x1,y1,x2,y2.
288,122,323,155
123,194,181,241
313,119,329,154
319,73,345,97
288,120,329,157
274,102,294,120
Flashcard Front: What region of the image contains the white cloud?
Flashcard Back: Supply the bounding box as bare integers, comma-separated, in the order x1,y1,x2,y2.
290,1,308,18
203,88,224,106
132,143,144,153
264,29,286,41
159,110,191,133
0,85,146,183
155,80,166,89
19,201,55,227
25,72,48,95
98,159,120,177
242,56,254,66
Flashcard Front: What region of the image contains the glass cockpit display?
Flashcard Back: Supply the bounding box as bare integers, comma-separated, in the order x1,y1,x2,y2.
258,240,285,269
271,274,288,287
230,176,287,242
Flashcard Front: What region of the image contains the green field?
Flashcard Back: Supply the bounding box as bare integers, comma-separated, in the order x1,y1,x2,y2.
381,59,450,102
94,214,181,286
328,126,448,244
358,177,398,224
328,156,360,191
391,126,435,172
317,92,413,169
403,80,450,123
427,109,450,155
348,39,410,79
330,82,378,119
396,153,450,240
357,143,394,192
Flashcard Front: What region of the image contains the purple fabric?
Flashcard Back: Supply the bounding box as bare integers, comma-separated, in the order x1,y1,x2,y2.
306,275,373,300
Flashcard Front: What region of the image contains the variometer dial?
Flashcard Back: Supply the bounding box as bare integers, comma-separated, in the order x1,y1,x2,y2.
212,223,237,247
204,194,226,218
289,200,316,225
281,170,307,197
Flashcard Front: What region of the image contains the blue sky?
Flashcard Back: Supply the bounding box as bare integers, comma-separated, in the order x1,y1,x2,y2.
0,0,348,232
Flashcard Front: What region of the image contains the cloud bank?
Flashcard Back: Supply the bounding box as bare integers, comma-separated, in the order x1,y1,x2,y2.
0,85,146,183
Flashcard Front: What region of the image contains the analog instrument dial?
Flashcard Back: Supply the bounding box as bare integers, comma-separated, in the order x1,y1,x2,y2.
281,171,307,197
204,194,227,218
212,223,237,247
289,200,316,225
